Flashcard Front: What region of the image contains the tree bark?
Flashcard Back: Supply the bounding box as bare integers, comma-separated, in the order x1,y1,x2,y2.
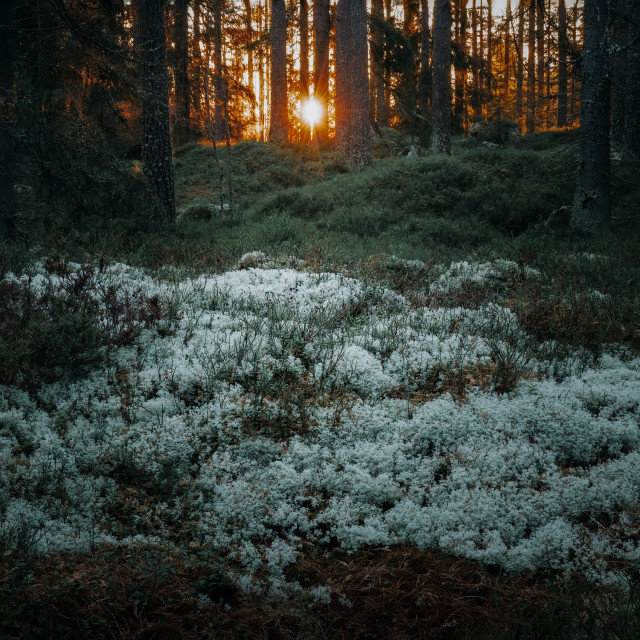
243,0,256,132
212,0,225,142
192,1,203,129
269,0,288,142
486,0,492,99
300,0,309,97
173,0,190,145
335,0,371,168
571,0,611,235
557,0,568,127
258,1,265,140
313,0,330,138
431,0,451,154
526,0,535,132
404,0,420,36
0,0,15,238
472,0,480,116
623,0,640,160
139,0,176,224
505,0,511,106
372,0,385,124
453,0,466,133
419,0,431,121
515,0,524,122
611,0,626,141
536,0,544,121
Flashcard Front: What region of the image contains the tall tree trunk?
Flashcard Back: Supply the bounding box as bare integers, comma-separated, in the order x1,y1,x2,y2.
453,0,465,132
313,0,330,138
431,0,451,154
611,0,627,142
571,0,611,235
300,0,309,97
505,0,511,107
459,0,467,129
486,0,492,100
515,0,524,122
545,0,551,111
258,1,265,140
479,0,484,69
372,0,386,124
526,0,535,132
404,0,420,35
139,0,176,223
384,0,392,120
419,0,431,121
569,1,578,123
557,0,568,127
243,0,256,134
269,0,288,141
472,0,480,115
212,0,225,141
192,1,203,130
536,0,544,124
335,0,371,167
623,0,640,160
0,0,15,238
173,0,190,145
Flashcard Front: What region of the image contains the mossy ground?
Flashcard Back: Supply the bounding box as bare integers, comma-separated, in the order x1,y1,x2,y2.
1,132,639,639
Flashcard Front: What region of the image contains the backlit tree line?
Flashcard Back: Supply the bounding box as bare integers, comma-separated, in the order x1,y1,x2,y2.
0,0,638,235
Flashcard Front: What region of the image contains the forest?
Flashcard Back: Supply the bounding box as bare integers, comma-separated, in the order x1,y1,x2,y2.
1,0,640,638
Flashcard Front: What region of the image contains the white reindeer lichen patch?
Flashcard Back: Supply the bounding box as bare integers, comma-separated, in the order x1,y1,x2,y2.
1,259,639,596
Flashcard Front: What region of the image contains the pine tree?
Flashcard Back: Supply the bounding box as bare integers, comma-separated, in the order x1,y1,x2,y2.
622,0,640,160
557,0,568,127
335,0,371,167
300,0,309,97
139,0,176,223
212,0,225,141
526,0,535,132
431,0,451,154
173,0,190,145
269,0,288,141
453,0,466,132
504,0,511,106
486,0,492,100
419,0,431,123
536,0,544,124
372,0,386,125
0,0,15,238
243,0,257,132
516,0,524,122
571,0,611,235
313,0,330,99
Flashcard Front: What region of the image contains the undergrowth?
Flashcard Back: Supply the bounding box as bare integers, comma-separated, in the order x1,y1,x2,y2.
1,131,639,639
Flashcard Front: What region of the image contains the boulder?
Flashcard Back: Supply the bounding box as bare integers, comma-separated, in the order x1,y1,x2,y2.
469,120,520,145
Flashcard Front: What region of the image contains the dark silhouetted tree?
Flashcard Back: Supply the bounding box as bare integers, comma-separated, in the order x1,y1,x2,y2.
526,0,535,132
269,0,288,141
515,0,524,121
300,0,309,97
557,0,568,127
313,0,330,138
173,0,190,145
335,0,371,167
623,0,640,160
139,0,176,223
431,0,451,154
0,0,15,238
571,0,611,235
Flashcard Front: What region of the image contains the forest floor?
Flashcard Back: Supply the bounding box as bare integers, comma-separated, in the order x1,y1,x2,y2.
1,130,640,639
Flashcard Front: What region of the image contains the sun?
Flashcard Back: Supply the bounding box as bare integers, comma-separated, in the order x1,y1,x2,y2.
300,97,323,129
